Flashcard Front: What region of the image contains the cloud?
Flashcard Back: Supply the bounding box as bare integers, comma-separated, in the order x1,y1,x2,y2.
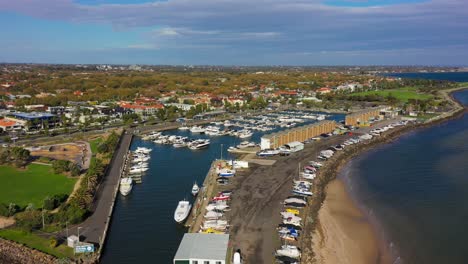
0,0,467,64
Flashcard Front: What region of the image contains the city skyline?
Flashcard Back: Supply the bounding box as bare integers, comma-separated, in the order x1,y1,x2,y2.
1,0,467,65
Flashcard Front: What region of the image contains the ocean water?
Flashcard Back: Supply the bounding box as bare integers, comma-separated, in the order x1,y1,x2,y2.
387,72,468,82
101,112,344,263
341,75,468,263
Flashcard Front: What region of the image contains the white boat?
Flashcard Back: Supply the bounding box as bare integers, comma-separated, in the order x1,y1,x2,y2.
276,245,301,258
233,251,242,264
218,168,235,177
300,172,316,180
178,125,190,130
292,187,313,196
174,200,192,223
257,149,279,157
204,211,223,220
188,139,210,150
237,130,253,139
142,131,161,140
284,198,307,205
135,147,152,154
173,141,187,148
191,182,200,196
129,167,149,174
190,126,205,133
119,177,133,196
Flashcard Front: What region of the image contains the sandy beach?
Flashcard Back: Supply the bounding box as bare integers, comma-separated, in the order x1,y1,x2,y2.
312,179,386,264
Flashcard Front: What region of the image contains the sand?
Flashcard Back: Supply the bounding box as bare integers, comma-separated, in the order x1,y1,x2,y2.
0,217,15,229
312,179,384,264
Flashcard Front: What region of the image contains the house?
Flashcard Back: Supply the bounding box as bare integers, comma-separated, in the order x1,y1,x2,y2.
0,119,23,132
317,87,332,94
119,102,164,116
173,233,229,264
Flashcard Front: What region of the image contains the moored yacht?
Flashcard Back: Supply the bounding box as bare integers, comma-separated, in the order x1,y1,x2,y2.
174,200,192,223
191,182,200,196
119,177,133,196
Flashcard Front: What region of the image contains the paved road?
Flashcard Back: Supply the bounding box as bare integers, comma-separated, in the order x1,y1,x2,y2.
64,129,134,244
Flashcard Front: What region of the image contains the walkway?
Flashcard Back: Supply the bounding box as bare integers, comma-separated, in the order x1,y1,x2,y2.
62,129,134,244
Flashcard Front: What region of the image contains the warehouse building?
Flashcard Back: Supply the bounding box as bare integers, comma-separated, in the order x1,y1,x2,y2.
260,120,337,150
173,233,229,264
345,107,385,126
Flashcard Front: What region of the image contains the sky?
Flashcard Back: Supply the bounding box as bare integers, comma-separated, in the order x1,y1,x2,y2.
0,0,467,66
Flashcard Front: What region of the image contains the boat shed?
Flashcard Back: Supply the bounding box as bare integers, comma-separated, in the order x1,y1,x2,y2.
173,233,229,264
283,141,304,152
260,120,336,150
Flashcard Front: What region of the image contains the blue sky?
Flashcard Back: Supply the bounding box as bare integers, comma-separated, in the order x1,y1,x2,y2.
0,0,467,66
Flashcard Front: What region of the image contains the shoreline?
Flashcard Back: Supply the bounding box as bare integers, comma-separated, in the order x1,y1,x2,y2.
306,87,467,264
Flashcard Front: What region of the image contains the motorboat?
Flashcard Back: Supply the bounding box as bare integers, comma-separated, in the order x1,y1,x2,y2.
238,130,253,139
142,131,161,140
218,168,235,177
190,126,205,133
204,211,223,220
233,250,242,264
257,149,280,157
188,139,210,150
300,172,316,180
212,193,231,201
292,187,313,196
174,200,192,223
129,167,149,174
191,182,200,196
284,198,307,205
276,245,301,259
135,147,152,154
178,125,190,130
119,177,133,196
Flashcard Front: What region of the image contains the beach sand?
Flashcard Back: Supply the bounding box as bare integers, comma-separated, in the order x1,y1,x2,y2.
312,179,387,264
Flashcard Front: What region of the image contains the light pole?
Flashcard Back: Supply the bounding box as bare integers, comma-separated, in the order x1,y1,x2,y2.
77,227,82,243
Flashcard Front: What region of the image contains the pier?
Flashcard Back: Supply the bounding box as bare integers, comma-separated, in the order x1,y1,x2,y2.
61,129,134,258
186,160,223,233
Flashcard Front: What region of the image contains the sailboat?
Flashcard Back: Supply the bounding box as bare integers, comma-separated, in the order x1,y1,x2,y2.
191,182,200,196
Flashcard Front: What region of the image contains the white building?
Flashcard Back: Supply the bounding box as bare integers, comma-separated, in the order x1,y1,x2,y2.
173,233,229,264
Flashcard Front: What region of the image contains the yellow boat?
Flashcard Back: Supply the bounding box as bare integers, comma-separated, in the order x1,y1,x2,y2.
202,228,224,234
285,208,300,215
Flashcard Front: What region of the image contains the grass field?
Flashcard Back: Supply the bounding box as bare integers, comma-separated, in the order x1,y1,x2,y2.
0,164,77,207
350,87,433,102
89,137,102,155
0,229,74,258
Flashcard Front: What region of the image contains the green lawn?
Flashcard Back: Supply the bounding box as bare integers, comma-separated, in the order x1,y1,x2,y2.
0,229,74,258
89,137,102,155
350,87,433,102
0,164,77,208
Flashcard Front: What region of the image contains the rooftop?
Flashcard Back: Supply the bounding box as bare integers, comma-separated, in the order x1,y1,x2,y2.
174,233,229,261
11,112,56,120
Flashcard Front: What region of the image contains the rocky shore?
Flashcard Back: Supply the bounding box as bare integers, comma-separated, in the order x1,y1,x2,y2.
0,238,57,264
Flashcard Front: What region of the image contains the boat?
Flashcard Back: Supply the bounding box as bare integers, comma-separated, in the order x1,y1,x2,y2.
204,211,223,220
188,139,210,150
119,177,133,196
174,200,192,223
276,245,301,258
218,168,235,177
191,182,200,196
257,149,280,157
190,126,205,133
135,147,152,154
233,250,242,264
238,130,253,139
129,167,149,174
292,187,313,196
178,125,190,130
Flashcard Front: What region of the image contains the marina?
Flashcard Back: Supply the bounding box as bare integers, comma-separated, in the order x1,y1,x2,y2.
101,110,344,263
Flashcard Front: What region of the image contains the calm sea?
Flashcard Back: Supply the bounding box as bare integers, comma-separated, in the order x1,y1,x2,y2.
341,73,468,264
101,112,344,263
